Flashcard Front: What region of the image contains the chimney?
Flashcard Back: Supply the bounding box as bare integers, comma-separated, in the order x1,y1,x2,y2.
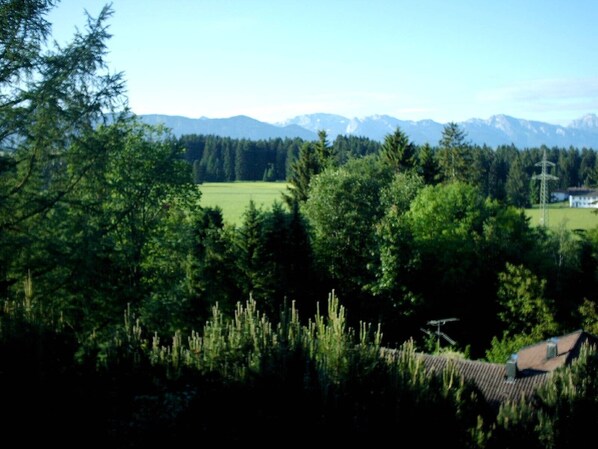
546,338,558,359
506,354,518,381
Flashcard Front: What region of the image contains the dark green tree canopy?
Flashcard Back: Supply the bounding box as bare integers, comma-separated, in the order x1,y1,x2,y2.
437,122,472,183
0,1,125,231
380,127,417,173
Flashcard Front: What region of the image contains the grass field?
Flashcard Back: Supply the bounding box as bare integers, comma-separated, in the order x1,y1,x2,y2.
199,182,289,225
525,202,598,231
199,183,598,230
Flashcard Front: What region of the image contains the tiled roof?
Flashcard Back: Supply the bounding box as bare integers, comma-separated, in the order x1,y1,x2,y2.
417,354,547,406
515,329,595,372
388,330,598,407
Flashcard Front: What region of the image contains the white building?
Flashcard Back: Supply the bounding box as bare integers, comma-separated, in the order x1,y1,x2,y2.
569,190,598,208
551,190,569,202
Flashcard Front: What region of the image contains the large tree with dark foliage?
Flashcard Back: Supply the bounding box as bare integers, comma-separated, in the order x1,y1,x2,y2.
0,1,125,300
437,122,472,183
380,127,417,173
0,1,201,334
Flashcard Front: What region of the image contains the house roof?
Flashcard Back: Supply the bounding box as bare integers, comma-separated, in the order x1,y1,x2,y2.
515,329,596,372
392,330,598,407
554,187,598,195
417,353,547,406
570,190,598,197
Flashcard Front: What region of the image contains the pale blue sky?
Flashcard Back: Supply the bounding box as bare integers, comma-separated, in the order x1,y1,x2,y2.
49,0,598,125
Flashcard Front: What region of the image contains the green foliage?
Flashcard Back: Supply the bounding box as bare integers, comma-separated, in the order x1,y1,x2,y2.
416,142,439,184
180,133,381,183
4,4,598,445
378,181,539,352
490,343,598,448
506,155,531,208
233,200,314,316
485,263,557,362
437,122,472,182
0,1,203,335
373,172,424,311
184,206,241,324
283,130,337,207
0,2,132,329
303,291,382,387
284,140,321,205
104,292,484,444
485,332,538,363
380,126,417,173
303,156,394,300
578,299,598,335
534,342,598,448
491,397,546,449
315,130,335,169
332,134,381,165
496,263,557,337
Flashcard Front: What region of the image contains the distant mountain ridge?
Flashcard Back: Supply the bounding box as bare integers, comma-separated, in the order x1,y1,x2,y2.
140,114,317,140
139,113,598,148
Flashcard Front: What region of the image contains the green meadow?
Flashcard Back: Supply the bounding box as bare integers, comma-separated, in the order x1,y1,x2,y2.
525,202,598,231
199,182,289,225
199,184,598,231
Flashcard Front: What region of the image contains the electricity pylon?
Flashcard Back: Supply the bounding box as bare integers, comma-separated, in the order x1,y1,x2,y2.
532,148,558,227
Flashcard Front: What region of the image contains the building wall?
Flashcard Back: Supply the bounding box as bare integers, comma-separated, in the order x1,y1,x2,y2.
569,195,598,208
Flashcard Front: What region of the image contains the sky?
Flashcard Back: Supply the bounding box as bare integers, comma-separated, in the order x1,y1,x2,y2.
48,0,598,125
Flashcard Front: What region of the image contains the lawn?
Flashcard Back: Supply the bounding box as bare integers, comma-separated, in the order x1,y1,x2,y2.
199,182,289,225
525,202,598,231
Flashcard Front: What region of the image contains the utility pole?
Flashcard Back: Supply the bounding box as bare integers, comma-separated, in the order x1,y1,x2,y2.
532,148,558,227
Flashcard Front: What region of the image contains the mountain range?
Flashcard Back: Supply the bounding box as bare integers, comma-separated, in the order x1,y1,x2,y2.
140,113,598,149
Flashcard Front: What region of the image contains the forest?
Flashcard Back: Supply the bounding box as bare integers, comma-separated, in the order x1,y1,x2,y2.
1,2,598,446
183,130,598,210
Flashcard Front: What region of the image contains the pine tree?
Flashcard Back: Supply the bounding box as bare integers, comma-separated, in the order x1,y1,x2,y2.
237,200,265,298
437,122,471,182
315,130,334,168
417,143,438,184
380,127,416,173
284,141,321,206
505,155,531,207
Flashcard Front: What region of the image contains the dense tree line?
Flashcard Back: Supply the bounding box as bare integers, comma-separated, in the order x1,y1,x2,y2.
180,132,380,183
181,128,598,211
2,2,598,447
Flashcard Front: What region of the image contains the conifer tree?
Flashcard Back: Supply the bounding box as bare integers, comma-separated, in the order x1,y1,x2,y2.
437,122,471,182
380,127,416,173
505,155,531,207
315,129,334,168
417,142,438,184
284,141,321,206
0,1,126,301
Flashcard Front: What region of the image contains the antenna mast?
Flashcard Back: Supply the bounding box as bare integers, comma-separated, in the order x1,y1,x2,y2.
532,148,558,227
421,318,459,349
